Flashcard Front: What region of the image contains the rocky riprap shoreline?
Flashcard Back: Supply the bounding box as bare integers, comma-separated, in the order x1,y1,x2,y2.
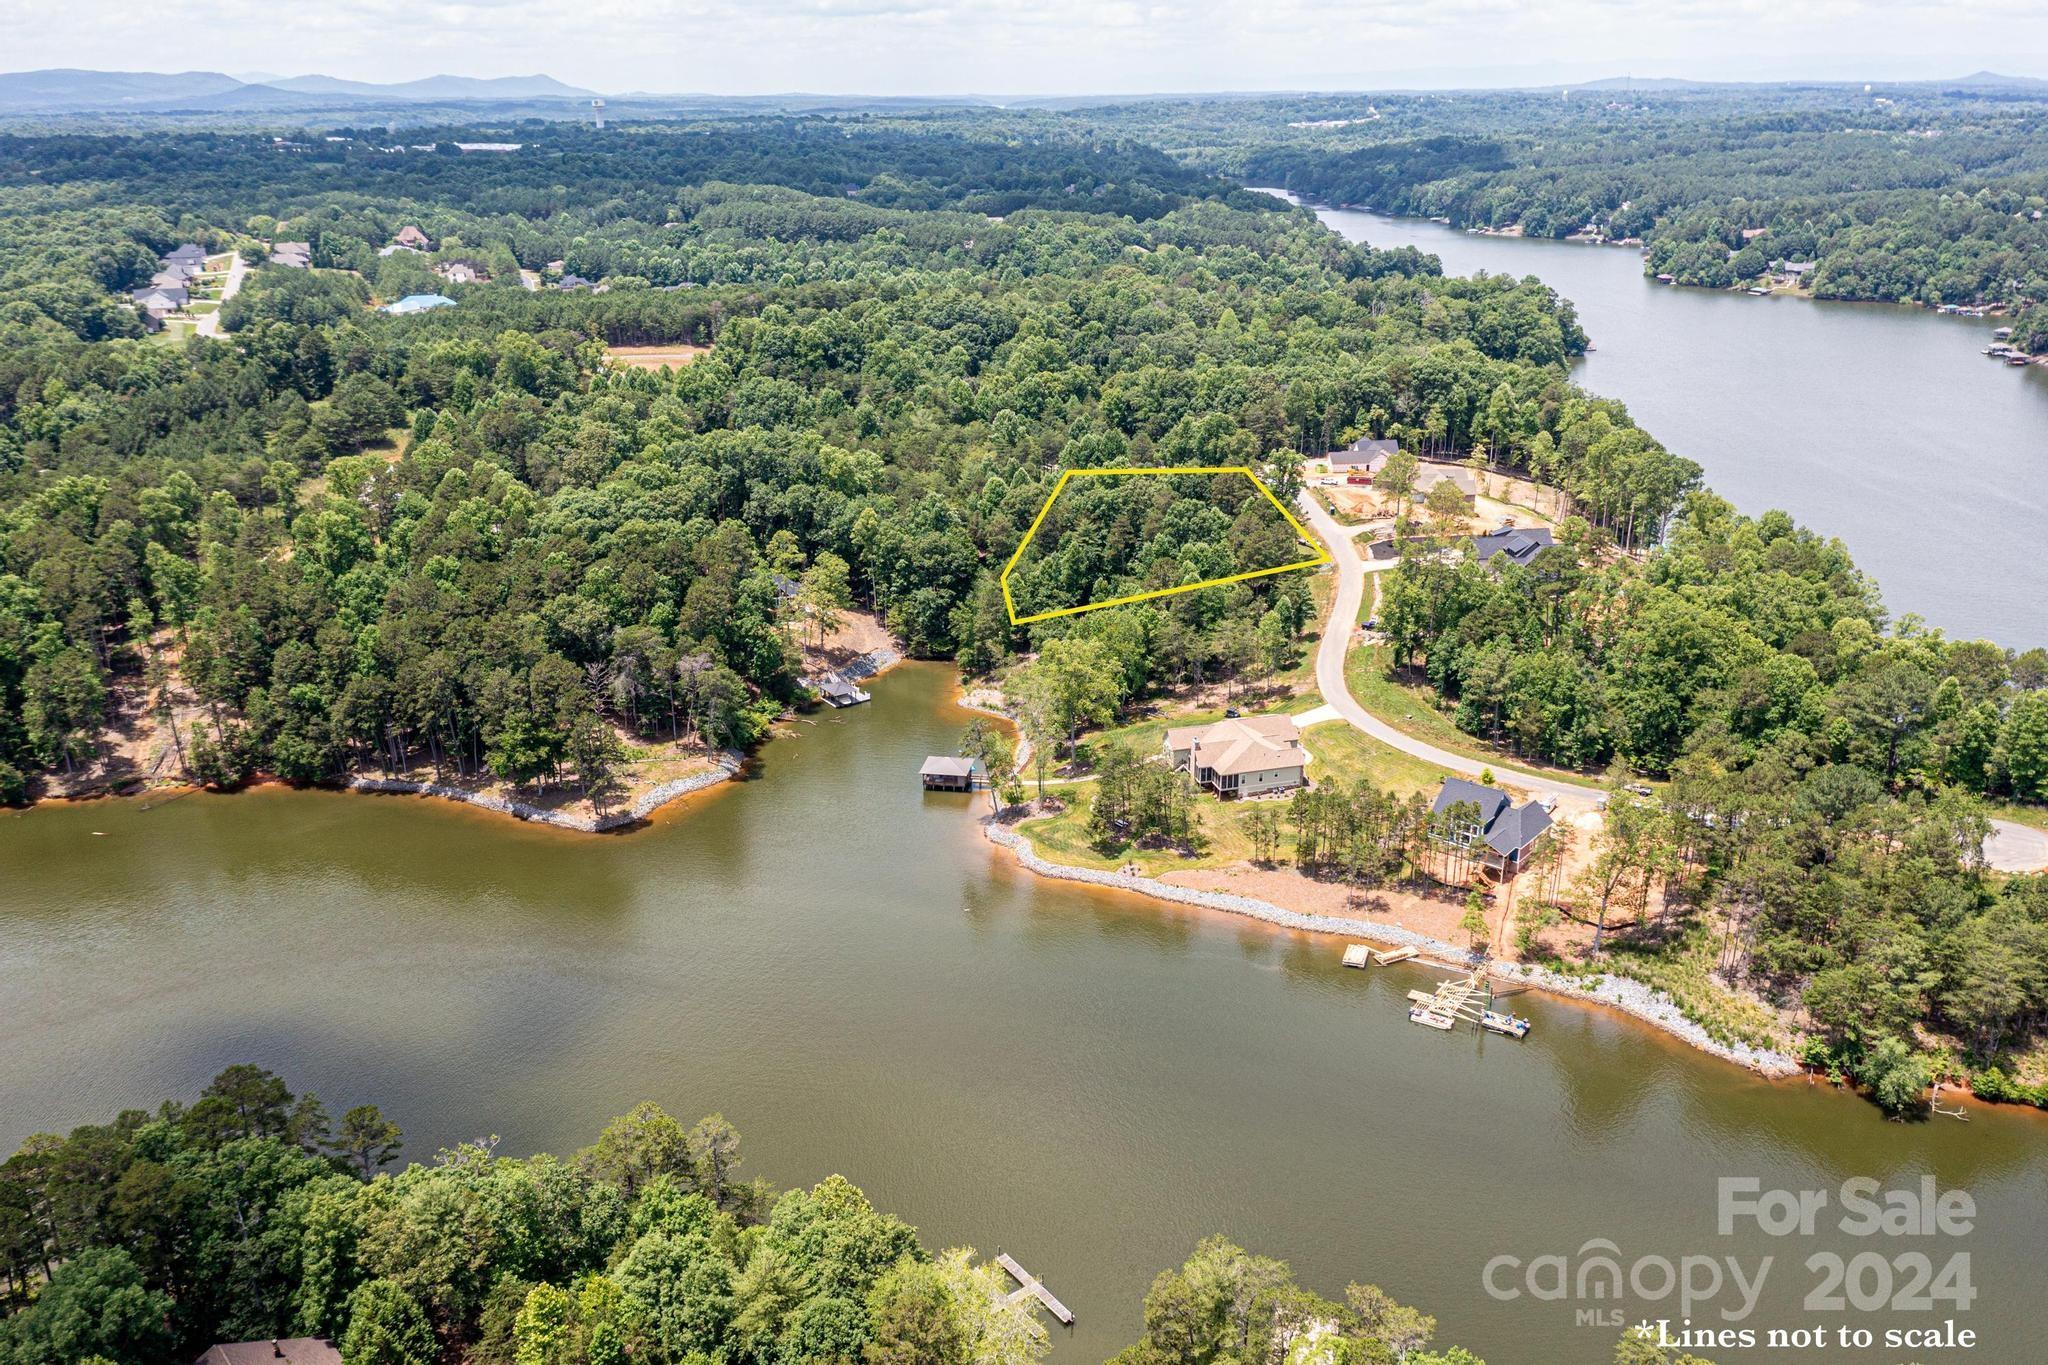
982,818,1800,1077
350,751,744,833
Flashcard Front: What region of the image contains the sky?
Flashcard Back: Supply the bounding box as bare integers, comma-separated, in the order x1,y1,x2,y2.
4,0,2048,96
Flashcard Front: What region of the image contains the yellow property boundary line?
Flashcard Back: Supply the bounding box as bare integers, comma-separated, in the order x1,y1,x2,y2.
998,465,1332,625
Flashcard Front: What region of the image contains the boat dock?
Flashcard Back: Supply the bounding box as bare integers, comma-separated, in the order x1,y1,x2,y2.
996,1252,1074,1325
1340,943,1418,968
1405,973,1531,1038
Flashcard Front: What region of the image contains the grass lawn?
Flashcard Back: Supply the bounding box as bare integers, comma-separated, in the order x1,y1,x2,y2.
1299,719,1447,796
1343,642,1609,790
1078,692,1306,768
1018,784,1255,876
1020,710,1448,877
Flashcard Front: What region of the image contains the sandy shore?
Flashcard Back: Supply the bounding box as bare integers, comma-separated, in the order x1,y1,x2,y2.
982,817,1801,1077
348,753,744,832
25,641,908,837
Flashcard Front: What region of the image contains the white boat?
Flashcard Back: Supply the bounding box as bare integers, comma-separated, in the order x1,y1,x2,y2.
1482,1010,1531,1039
1409,1007,1456,1031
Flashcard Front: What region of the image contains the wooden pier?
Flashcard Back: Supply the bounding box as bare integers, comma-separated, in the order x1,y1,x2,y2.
996,1252,1074,1325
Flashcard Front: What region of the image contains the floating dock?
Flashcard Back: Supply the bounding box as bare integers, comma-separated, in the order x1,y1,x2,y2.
1341,943,1418,968
996,1253,1074,1325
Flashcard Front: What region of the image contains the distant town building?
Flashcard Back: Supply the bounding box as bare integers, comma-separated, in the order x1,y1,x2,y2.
382,293,457,315
132,283,189,314
1327,436,1401,470
1411,464,1479,507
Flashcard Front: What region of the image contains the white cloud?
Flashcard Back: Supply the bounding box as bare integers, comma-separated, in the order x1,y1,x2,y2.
1,0,2044,94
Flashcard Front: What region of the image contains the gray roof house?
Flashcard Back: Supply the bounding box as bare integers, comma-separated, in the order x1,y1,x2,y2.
1431,777,1553,871
1412,465,1479,504
163,243,208,265
1329,436,1401,468
1472,526,1555,568
268,241,312,268
132,283,189,313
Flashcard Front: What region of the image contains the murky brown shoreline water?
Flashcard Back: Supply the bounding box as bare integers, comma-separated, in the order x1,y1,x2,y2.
4,664,2041,1361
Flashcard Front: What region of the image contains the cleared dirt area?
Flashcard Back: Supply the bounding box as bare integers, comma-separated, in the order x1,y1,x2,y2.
799,609,899,677
605,344,713,371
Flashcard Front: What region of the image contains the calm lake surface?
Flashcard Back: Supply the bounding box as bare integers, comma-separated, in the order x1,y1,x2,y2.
1303,202,2048,647
3,664,2043,1361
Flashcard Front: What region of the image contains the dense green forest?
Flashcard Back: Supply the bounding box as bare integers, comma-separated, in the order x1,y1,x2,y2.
0,118,1681,805
0,1067,1498,1365
1056,85,2048,307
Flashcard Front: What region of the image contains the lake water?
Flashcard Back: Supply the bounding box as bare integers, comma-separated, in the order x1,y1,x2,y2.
1302,202,2048,647
3,664,2042,1361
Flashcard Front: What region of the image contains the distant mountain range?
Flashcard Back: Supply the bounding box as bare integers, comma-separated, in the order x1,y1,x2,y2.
1,67,2044,116
0,68,597,112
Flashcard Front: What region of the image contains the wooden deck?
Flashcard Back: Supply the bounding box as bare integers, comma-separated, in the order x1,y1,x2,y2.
996,1252,1074,1325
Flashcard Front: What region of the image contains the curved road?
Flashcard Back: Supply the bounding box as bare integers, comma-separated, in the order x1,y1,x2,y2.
1295,490,1600,812
1294,489,2048,871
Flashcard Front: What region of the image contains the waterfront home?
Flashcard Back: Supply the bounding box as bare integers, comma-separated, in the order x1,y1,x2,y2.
1472,525,1555,568
1327,435,1400,473
1162,715,1309,797
193,1339,341,1365
920,755,984,791
382,293,457,315
1430,777,1552,874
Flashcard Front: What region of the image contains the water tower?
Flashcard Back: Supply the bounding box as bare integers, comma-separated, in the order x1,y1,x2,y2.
591,98,606,131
